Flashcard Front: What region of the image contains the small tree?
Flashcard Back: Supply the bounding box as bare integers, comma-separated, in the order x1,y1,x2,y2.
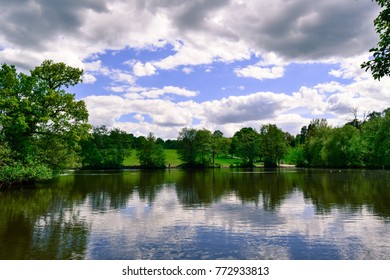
259,124,288,167
177,127,212,167
137,133,166,168
177,127,198,166
232,127,260,167
81,126,132,169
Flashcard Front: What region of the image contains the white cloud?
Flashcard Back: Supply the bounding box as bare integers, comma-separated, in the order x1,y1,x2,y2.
235,65,285,80
1,0,387,139
292,86,327,115
132,62,157,77
141,86,198,98
182,67,193,74
133,114,145,122
110,69,135,85
82,73,97,84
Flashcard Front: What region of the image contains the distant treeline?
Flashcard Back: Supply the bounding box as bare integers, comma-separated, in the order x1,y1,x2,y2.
80,107,390,170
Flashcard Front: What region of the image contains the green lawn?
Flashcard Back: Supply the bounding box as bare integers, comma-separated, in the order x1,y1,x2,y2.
123,149,183,167
123,149,247,167
214,155,243,167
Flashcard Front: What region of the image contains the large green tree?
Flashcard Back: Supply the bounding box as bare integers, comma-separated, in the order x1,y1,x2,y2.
302,119,331,167
323,125,366,167
361,0,390,79
177,127,213,167
231,127,260,167
0,60,90,183
259,124,288,167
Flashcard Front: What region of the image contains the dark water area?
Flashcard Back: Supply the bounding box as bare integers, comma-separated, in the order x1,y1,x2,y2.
1,168,390,260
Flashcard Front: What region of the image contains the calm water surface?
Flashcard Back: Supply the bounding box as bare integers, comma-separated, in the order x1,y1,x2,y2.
1,168,390,260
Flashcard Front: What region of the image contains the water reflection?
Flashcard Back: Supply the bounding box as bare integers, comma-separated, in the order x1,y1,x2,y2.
1,168,390,259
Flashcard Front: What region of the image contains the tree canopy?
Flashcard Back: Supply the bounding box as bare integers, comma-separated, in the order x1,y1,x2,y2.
0,60,90,185
136,133,166,168
361,0,390,79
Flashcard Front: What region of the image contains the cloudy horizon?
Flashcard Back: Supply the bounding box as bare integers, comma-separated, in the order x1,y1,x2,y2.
1,0,389,139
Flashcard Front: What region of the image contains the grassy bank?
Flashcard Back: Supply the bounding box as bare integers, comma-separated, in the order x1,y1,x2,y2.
123,149,246,168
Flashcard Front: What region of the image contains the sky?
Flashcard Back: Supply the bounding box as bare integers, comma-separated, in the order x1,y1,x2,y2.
1,0,390,139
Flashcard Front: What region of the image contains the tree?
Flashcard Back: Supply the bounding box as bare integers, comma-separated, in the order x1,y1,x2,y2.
177,128,198,166
177,128,213,167
232,127,260,167
302,119,331,167
137,133,166,168
0,60,90,183
210,130,231,164
361,109,390,167
81,126,132,169
361,0,390,80
259,124,289,167
195,129,213,166
323,125,366,167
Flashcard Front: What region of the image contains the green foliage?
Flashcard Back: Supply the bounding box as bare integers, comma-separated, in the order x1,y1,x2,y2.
231,127,259,166
0,163,53,188
0,60,90,184
136,133,166,168
361,0,390,79
259,124,289,167
303,119,331,167
295,110,390,168
194,129,213,166
323,125,366,167
81,126,132,169
177,128,198,166
0,143,12,167
177,127,214,167
210,130,231,165
361,110,390,167
284,146,305,166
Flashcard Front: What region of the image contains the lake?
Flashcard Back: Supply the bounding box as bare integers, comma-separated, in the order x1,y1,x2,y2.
1,168,390,260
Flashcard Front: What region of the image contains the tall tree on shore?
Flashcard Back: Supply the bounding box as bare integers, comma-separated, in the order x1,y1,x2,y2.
259,124,289,167
0,61,90,183
177,128,213,167
232,127,260,167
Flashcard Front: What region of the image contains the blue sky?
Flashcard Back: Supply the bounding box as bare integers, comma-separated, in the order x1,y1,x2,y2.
1,0,389,138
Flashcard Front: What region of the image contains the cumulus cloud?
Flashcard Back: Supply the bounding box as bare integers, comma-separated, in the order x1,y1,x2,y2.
0,0,380,70
235,65,285,80
140,86,198,98
132,62,157,77
1,0,386,138
82,73,97,84
84,89,317,138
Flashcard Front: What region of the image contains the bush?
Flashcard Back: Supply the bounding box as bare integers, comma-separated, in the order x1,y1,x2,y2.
0,163,54,187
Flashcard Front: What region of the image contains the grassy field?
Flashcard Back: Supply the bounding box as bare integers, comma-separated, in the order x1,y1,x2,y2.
123,149,183,167
123,149,244,167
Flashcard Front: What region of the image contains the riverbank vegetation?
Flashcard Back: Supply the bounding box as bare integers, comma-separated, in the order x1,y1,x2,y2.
1,61,390,186
0,61,90,187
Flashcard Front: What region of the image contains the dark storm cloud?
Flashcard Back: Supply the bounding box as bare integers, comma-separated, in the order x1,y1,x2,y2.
227,0,380,60
0,0,382,65
0,0,108,50
145,0,380,61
